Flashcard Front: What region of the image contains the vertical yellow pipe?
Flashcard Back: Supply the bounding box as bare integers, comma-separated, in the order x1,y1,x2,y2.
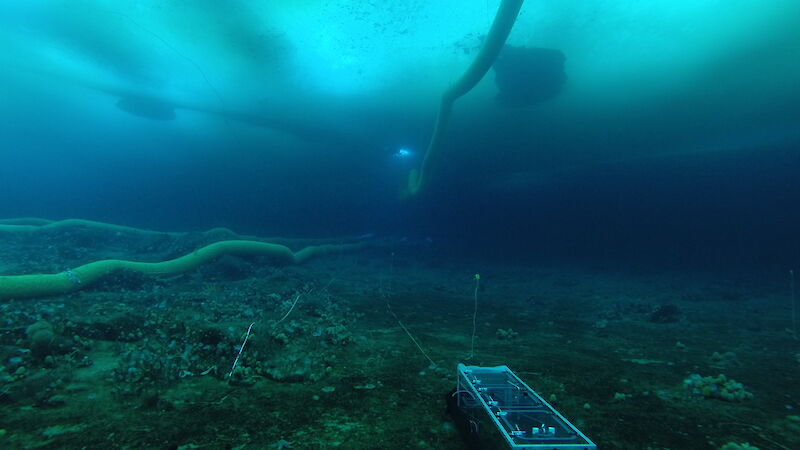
405,0,525,197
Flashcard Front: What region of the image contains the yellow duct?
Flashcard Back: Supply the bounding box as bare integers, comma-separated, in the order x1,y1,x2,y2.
405,0,525,196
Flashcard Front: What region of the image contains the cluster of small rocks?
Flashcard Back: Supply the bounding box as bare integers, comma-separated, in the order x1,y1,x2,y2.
683,373,753,401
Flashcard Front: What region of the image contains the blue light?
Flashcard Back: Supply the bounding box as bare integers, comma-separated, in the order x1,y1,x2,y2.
394,148,413,159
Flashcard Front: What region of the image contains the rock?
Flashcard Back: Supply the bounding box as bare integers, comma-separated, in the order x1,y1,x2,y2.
26,321,55,357
649,304,682,323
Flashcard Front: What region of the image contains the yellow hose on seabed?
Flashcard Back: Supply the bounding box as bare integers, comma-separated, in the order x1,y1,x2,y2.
405,0,525,197
0,219,365,301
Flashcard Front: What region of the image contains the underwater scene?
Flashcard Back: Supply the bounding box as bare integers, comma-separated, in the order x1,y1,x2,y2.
1,1,799,449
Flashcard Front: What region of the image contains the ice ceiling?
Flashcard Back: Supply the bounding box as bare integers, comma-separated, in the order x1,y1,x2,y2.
1,0,799,190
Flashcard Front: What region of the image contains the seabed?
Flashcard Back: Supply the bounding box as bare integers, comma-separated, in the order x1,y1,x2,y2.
0,223,798,449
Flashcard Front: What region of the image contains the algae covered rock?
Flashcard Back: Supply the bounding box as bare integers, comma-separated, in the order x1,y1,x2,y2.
719,442,759,450
683,373,753,401
26,321,55,357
